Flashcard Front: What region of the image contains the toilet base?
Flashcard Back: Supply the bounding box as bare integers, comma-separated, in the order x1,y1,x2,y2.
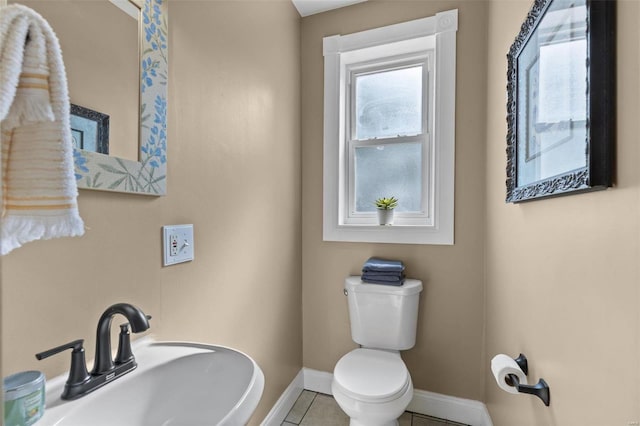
350,420,398,426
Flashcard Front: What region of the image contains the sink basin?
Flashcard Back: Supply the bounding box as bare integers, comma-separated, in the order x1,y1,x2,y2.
38,339,265,425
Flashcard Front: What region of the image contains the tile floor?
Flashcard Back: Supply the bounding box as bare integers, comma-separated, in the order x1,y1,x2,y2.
281,390,469,426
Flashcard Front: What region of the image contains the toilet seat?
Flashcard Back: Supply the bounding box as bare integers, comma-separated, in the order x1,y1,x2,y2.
333,348,410,404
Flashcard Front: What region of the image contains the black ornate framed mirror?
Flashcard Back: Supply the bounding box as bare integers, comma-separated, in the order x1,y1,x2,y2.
506,0,615,203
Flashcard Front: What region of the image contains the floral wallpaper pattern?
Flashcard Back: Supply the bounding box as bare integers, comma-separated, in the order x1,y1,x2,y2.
74,0,168,195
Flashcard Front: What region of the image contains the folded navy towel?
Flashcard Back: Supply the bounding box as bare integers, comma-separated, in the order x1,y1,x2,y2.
362,272,405,282
362,257,405,273
360,270,404,277
361,274,406,286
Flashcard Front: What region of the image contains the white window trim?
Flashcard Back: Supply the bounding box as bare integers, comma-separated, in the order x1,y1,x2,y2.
322,9,458,245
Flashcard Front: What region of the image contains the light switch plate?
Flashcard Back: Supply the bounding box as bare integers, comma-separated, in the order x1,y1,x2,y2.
163,224,194,266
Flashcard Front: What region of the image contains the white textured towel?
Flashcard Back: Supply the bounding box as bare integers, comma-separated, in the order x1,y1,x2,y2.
0,4,84,255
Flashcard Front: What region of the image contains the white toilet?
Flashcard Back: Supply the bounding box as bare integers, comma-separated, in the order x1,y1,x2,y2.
332,276,423,426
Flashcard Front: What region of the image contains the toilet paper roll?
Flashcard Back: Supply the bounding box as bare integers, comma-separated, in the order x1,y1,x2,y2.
491,354,528,394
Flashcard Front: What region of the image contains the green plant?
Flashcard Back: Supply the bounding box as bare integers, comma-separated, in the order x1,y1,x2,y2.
374,196,398,210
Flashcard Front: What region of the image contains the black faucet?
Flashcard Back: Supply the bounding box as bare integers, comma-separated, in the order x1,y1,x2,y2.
36,303,150,400
92,303,150,375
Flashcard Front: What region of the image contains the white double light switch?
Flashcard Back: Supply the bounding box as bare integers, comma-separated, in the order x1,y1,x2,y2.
163,224,194,266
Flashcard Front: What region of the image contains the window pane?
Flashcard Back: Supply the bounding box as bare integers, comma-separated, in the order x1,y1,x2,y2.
354,143,422,212
355,66,423,140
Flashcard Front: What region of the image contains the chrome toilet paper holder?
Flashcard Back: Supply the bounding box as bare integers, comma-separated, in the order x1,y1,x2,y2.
505,353,550,406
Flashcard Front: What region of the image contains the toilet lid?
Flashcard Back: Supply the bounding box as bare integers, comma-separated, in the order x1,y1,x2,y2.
333,349,410,403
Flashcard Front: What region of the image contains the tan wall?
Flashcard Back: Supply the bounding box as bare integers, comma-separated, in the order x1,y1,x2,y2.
484,1,640,425
0,1,302,423
301,1,489,401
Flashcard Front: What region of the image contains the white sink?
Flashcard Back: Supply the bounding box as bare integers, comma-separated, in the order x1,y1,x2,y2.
38,339,265,425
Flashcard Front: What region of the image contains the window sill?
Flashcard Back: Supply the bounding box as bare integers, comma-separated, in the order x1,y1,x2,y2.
323,223,453,245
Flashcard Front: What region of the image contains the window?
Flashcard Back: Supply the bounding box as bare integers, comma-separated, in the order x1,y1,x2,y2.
323,10,458,245
347,56,431,227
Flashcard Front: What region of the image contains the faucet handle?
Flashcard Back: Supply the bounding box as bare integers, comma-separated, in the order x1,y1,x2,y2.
36,339,91,387
114,324,133,364
114,315,151,365
36,339,84,360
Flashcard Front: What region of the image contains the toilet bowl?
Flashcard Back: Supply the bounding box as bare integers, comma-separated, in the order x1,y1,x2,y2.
332,348,414,426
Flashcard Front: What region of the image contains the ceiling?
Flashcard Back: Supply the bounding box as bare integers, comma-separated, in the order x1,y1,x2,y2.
291,0,368,17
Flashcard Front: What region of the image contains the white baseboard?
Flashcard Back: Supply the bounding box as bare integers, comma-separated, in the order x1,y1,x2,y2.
407,389,493,426
262,367,493,426
260,370,304,426
302,368,333,395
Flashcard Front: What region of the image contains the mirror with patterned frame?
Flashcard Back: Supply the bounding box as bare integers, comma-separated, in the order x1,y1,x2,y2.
72,0,168,195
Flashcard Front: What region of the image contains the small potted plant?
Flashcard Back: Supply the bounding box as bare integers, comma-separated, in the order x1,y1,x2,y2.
374,196,398,226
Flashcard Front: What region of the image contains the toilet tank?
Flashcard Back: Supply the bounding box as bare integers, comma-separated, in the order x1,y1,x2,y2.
344,276,423,351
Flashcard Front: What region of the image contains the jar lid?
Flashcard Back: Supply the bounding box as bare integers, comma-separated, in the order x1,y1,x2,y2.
3,371,45,401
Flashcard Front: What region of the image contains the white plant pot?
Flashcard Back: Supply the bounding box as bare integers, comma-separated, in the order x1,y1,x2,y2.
377,209,394,226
